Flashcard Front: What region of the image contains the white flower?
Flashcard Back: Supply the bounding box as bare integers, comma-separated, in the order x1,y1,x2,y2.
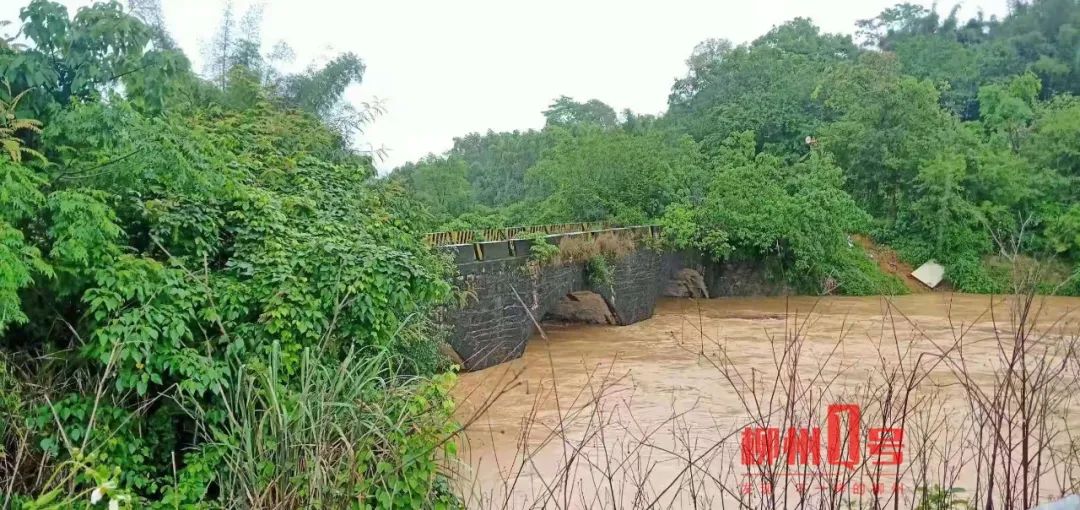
108,499,120,510
90,487,104,505
90,481,115,505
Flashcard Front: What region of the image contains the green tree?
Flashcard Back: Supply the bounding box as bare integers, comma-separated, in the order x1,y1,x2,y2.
1023,95,1080,184
201,1,373,142
815,53,962,221
0,0,189,117
525,127,703,225
899,153,990,260
662,132,868,287
398,155,474,222
543,95,618,130
858,0,1080,114
977,72,1041,150
449,128,551,207
668,18,857,157
857,4,982,116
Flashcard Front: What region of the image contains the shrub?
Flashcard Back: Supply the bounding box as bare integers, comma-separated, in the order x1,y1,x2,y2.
525,234,560,266
947,257,1007,293
830,244,910,296
585,255,615,288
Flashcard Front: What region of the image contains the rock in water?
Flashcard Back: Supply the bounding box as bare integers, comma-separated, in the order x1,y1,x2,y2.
438,342,465,367
547,291,616,324
664,269,709,298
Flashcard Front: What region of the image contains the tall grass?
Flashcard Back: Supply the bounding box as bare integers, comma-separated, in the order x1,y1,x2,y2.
555,233,637,265
1,341,465,509
182,343,461,509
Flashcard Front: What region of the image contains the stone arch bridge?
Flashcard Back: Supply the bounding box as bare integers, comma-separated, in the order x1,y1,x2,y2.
427,224,781,371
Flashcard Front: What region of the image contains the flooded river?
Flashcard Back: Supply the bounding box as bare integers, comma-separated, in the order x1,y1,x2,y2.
453,294,1080,509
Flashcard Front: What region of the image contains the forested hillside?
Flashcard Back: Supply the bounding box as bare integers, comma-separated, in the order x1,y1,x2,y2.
0,1,460,508
393,0,1080,295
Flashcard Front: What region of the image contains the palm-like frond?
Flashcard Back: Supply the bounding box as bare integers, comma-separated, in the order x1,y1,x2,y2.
2,139,23,162
0,134,37,162
21,147,45,163
7,119,43,133
0,82,46,164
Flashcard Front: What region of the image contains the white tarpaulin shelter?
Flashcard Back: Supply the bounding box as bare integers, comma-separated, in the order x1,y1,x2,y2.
911,260,945,289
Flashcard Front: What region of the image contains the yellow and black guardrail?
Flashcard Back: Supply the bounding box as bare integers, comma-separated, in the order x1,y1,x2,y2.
426,224,662,264
424,222,614,247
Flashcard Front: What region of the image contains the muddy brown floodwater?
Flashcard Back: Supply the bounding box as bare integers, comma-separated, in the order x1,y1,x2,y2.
453,294,1080,509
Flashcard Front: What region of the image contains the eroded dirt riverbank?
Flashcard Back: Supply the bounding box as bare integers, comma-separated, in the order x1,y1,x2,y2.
453,294,1080,509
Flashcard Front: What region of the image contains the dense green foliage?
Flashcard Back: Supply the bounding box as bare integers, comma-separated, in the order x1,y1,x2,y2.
393,128,551,216
394,0,1080,295
661,132,870,291
525,127,703,225
0,1,459,508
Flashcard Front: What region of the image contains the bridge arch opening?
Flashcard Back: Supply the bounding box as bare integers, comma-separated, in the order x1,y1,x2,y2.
544,291,616,325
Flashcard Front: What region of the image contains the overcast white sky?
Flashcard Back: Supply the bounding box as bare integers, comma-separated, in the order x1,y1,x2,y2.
1,0,1011,172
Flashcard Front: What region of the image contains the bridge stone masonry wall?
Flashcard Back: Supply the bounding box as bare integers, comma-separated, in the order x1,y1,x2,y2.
438,226,785,371
660,250,792,298
441,227,663,371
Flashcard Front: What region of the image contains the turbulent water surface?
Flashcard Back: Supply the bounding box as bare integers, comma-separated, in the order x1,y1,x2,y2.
453,294,1080,508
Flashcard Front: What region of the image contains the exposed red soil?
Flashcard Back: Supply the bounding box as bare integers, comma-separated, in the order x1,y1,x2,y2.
852,234,930,293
